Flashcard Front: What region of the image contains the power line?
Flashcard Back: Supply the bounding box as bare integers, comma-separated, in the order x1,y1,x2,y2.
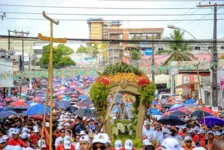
5,17,224,22
0,4,220,10
2,11,224,16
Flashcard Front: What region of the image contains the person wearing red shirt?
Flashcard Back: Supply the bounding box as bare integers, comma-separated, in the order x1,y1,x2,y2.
182,136,195,150
57,141,75,150
197,129,206,147
8,129,24,147
188,129,199,144
206,131,215,150
30,127,40,148
179,126,187,138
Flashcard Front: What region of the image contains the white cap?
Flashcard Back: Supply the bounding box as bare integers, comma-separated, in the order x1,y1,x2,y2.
83,117,87,121
64,123,70,127
33,126,38,130
114,140,122,149
8,128,15,134
92,133,110,145
215,131,221,136
57,126,63,130
161,138,184,150
192,147,206,150
187,129,195,133
142,139,152,146
33,128,39,133
2,135,9,140
194,126,200,131
207,130,215,135
12,128,20,135
79,130,86,135
0,138,6,144
184,136,192,141
125,139,133,150
167,125,171,128
22,128,30,133
197,129,205,134
64,136,71,142
20,133,28,139
38,139,46,148
45,122,50,127
64,140,71,149
80,135,90,144
163,128,171,134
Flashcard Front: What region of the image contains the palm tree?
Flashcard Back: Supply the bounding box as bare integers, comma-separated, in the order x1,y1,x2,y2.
158,29,196,65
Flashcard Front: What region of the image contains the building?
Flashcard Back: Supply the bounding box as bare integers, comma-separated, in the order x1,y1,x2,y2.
87,18,121,40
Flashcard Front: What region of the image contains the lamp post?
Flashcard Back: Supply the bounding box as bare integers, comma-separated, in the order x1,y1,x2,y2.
167,25,197,40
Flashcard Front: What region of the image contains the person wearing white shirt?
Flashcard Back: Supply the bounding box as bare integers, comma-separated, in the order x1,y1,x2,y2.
142,121,153,140
152,124,163,146
55,129,65,149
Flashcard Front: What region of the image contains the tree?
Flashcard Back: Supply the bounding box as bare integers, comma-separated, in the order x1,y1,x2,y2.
158,29,195,65
76,42,99,58
76,45,89,53
57,44,74,55
131,49,141,60
39,45,76,69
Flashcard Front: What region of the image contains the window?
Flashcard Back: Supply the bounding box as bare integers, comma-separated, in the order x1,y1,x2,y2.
195,46,200,50
158,48,164,51
221,46,224,50
208,46,212,49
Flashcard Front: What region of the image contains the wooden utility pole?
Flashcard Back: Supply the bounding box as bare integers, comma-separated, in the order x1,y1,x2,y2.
151,34,155,83
38,11,67,150
197,3,224,107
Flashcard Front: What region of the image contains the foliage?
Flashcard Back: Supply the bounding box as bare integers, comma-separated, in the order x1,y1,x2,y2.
39,45,76,69
101,62,143,76
76,45,88,53
158,29,195,65
140,83,156,107
131,49,141,60
220,55,224,59
76,42,99,58
57,44,74,55
90,82,109,113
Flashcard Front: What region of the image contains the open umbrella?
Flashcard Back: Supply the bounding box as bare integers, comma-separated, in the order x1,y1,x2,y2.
158,116,185,125
161,104,172,108
152,101,158,105
55,100,70,110
147,108,162,115
185,98,195,104
30,114,50,121
200,116,224,126
0,111,16,119
184,104,200,112
75,100,92,108
191,110,213,118
66,106,78,114
26,104,50,115
200,106,213,114
78,95,88,100
10,101,28,107
169,103,184,111
170,110,187,117
74,108,95,117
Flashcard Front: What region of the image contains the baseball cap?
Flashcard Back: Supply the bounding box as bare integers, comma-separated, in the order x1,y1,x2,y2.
64,140,72,149
64,123,70,127
22,128,30,133
80,135,90,144
142,139,152,146
194,126,200,131
187,129,195,133
45,122,50,127
144,121,151,126
125,139,133,150
12,128,20,135
2,135,9,141
33,128,39,133
215,131,221,136
114,140,122,149
197,129,205,134
20,133,28,139
79,130,86,136
92,133,110,145
38,139,46,148
64,136,71,142
192,147,206,150
207,130,215,135
161,138,184,150
0,138,6,144
184,136,192,141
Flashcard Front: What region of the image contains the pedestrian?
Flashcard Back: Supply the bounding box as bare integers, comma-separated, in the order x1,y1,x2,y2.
79,135,90,150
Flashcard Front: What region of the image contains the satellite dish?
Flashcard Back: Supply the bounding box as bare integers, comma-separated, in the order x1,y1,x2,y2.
7,50,16,55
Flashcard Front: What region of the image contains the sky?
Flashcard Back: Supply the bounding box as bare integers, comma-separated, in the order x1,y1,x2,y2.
0,0,224,42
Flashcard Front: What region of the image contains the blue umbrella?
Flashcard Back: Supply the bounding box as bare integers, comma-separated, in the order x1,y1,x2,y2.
185,98,195,104
169,103,184,111
152,101,158,105
147,108,162,115
2,106,13,111
55,100,70,110
78,95,88,100
200,116,224,126
26,104,50,115
0,111,16,119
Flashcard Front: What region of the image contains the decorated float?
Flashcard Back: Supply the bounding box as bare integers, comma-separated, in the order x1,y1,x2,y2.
90,62,155,144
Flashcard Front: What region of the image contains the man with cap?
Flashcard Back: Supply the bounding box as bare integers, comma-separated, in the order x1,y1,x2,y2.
214,131,222,140
182,136,195,150
142,121,153,140
8,128,24,147
79,135,90,150
19,132,30,148
91,133,111,150
55,129,66,149
0,138,7,150
206,131,215,150
63,140,75,150
37,139,46,150
124,139,135,150
188,129,199,144
30,126,40,148
197,129,206,147
156,137,184,150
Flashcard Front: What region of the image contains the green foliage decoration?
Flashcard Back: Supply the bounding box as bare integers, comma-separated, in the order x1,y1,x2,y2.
140,83,156,107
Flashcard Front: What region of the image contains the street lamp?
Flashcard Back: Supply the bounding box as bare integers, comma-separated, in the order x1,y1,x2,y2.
167,25,196,40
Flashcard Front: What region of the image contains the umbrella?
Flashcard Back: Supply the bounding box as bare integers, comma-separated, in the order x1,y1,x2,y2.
158,116,185,125
184,104,200,112
30,114,50,121
66,106,78,114
1,106,13,111
185,99,195,104
161,104,172,108
147,108,162,115
191,110,213,118
74,108,95,117
78,95,88,100
10,101,28,107
0,111,16,119
200,106,213,114
75,100,92,108
169,103,184,111
55,100,70,110
26,104,50,115
200,116,224,126
152,101,158,105
170,110,187,117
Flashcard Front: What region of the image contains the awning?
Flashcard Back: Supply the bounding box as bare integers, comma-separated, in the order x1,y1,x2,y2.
152,74,169,84
175,82,198,88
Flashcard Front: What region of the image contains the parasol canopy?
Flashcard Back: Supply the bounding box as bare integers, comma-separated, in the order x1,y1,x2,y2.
158,115,185,125
26,104,50,115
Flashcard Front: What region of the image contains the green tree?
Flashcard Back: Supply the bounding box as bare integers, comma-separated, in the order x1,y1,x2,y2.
131,49,141,60
40,45,76,69
76,42,99,58
76,45,89,53
158,29,195,65
57,44,74,55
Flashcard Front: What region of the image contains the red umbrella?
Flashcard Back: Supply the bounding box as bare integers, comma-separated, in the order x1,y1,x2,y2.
10,101,28,107
201,106,213,114
30,114,49,121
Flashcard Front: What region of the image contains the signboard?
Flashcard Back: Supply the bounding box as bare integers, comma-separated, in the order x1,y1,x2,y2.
183,76,190,84
0,60,13,87
144,48,152,56
221,79,224,91
13,79,29,86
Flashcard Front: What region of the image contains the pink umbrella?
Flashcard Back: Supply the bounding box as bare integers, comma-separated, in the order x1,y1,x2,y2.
5,98,11,102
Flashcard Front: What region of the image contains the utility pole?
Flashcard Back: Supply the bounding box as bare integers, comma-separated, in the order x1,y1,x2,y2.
152,34,155,83
8,30,30,71
198,3,224,107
